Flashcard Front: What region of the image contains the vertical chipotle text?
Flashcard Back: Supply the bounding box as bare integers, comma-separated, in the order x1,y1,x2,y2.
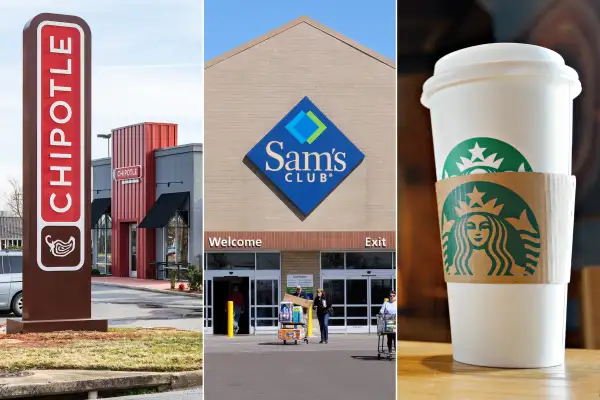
37,21,85,271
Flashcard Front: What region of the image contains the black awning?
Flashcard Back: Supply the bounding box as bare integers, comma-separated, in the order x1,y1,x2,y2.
138,192,189,228
91,197,111,228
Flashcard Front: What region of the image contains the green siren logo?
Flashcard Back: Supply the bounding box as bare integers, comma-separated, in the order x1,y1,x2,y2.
440,182,540,277
442,138,533,178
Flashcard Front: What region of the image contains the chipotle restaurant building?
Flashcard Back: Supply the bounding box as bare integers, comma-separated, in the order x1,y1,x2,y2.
91,122,203,279
204,17,396,335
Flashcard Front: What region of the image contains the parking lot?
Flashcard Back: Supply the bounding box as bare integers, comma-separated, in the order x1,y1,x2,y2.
1,284,203,331
204,334,395,400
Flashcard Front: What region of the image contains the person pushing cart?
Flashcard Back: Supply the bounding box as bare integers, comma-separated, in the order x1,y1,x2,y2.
278,287,312,345
377,290,397,360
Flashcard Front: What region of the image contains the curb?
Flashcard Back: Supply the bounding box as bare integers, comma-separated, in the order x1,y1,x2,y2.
92,281,203,298
0,370,202,399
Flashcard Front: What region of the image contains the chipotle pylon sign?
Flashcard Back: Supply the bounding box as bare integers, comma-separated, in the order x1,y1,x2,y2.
8,13,107,333
38,19,85,271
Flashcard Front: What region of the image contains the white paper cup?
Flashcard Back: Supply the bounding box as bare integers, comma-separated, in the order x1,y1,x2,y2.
422,43,580,368
448,283,568,368
422,43,581,180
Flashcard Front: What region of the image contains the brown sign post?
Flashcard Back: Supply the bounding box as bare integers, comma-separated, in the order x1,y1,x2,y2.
7,13,107,333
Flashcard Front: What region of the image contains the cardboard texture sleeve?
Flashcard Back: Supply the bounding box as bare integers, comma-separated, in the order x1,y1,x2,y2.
435,172,576,284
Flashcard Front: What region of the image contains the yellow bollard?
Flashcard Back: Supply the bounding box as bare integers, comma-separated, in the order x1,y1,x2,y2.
227,301,234,337
307,306,312,337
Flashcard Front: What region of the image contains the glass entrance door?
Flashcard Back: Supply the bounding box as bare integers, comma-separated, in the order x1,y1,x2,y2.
253,277,280,334
322,271,396,333
204,278,213,334
129,224,137,278
346,278,369,333
369,277,394,332
203,271,281,335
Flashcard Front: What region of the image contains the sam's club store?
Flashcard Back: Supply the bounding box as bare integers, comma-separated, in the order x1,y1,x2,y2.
204,17,396,335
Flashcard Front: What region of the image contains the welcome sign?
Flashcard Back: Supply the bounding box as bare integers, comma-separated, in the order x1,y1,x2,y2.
245,97,365,216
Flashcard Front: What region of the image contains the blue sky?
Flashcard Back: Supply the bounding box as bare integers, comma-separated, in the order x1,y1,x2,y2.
0,0,203,203
204,0,396,61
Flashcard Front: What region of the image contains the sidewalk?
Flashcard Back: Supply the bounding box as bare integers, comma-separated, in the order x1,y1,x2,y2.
92,277,202,298
0,369,202,398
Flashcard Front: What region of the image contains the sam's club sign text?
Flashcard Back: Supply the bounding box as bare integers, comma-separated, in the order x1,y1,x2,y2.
245,97,364,216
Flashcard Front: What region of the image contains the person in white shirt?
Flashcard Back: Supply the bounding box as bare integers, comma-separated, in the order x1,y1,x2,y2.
379,290,397,353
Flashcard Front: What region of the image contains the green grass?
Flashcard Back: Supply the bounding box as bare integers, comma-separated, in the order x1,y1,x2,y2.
0,328,202,372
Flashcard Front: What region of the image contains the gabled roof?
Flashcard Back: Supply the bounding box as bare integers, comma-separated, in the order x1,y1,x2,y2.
205,16,396,69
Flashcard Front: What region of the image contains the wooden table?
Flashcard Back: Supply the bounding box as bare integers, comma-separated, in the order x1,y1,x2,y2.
399,341,600,399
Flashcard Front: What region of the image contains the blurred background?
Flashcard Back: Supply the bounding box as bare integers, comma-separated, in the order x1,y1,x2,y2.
397,0,600,349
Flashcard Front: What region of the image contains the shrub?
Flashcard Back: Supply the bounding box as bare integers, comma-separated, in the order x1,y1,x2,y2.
185,264,202,292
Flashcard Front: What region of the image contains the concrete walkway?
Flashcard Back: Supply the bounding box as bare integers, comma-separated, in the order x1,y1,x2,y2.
0,369,202,398
92,277,171,290
92,277,202,298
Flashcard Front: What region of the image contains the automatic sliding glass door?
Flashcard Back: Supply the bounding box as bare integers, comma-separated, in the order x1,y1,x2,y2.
253,277,279,334
369,277,394,332
204,278,213,334
346,278,369,333
322,270,396,333
322,278,345,332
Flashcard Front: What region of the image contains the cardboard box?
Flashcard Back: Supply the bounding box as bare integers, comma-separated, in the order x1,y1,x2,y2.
283,294,313,308
278,328,302,341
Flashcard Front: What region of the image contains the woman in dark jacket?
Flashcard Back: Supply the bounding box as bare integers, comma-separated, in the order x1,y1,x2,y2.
313,288,332,343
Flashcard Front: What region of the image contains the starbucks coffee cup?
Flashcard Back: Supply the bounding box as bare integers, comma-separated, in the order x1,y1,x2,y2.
435,173,576,368
421,43,581,180
423,43,581,369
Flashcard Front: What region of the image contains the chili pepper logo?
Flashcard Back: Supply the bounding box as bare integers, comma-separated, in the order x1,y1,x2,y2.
45,235,76,258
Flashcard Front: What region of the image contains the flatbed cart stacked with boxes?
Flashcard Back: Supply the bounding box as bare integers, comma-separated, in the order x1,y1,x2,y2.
377,313,396,360
278,294,313,345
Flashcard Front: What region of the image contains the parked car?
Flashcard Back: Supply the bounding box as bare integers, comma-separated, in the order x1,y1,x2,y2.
0,250,22,317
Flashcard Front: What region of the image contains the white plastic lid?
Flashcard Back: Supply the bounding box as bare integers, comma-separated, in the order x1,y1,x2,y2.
421,43,582,108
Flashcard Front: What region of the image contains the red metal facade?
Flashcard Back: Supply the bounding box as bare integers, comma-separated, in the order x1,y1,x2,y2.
111,123,178,278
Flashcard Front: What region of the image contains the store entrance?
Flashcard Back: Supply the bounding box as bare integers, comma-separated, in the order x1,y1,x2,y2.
213,276,250,335
322,271,396,333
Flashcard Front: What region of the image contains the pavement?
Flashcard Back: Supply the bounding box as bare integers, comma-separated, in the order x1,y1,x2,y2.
204,334,395,400
1,284,203,332
115,387,202,399
0,370,202,399
91,284,203,332
92,277,202,298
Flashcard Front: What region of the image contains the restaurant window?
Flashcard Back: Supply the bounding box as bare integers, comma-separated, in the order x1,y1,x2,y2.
1,239,22,250
164,212,189,264
94,214,112,275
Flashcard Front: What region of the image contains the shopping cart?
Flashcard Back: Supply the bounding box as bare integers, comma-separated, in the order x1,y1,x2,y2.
278,302,309,345
377,313,396,360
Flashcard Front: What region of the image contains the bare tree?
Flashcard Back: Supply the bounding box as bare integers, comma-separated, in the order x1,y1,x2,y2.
3,177,23,221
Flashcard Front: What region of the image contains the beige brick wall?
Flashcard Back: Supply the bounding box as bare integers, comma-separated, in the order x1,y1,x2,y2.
205,22,396,232
281,251,321,298
281,251,320,331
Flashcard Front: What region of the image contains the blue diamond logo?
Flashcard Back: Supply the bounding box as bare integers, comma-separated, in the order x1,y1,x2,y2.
245,97,365,217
